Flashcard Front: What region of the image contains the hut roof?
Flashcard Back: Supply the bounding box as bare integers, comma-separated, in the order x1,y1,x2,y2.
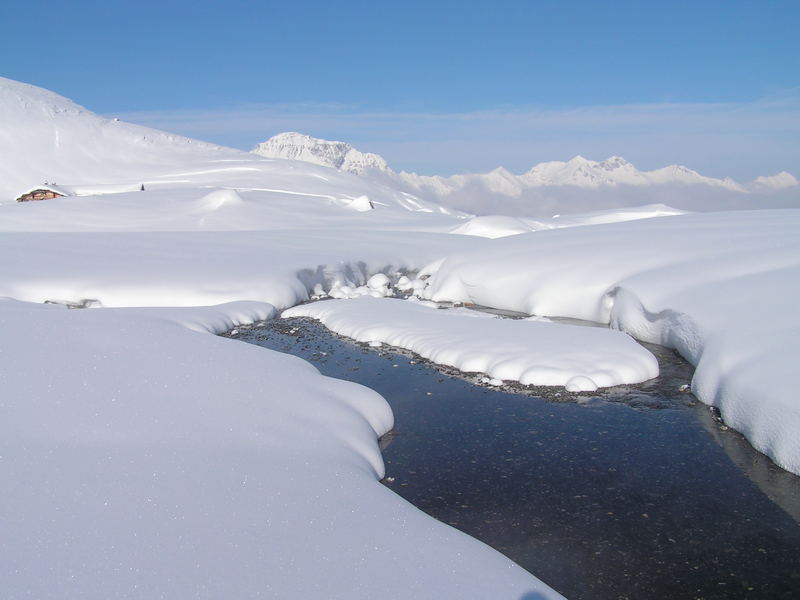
17,184,72,197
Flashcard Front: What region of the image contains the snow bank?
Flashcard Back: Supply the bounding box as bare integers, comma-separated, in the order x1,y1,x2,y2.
0,230,486,308
425,210,800,474
449,214,539,238
0,298,560,599
284,296,658,391
449,204,689,238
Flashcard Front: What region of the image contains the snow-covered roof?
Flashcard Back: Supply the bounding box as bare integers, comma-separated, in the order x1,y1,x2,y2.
17,183,72,197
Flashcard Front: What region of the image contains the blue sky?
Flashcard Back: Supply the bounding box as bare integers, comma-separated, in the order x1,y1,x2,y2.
2,0,798,178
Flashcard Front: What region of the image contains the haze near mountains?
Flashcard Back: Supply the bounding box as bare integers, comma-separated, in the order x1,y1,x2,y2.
2,73,796,220
254,132,799,218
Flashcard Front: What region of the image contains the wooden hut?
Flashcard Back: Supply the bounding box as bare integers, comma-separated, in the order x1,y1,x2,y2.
16,184,69,203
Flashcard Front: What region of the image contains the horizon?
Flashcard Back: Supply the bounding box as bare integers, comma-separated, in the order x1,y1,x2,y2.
2,0,798,179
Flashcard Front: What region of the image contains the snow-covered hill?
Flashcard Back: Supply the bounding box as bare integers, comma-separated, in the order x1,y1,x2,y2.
253,132,800,217
0,78,460,220
0,77,243,201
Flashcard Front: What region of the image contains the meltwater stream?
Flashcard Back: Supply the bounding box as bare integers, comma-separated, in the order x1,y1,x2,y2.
231,316,800,600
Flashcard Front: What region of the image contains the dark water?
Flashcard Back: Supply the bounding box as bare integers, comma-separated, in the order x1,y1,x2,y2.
232,318,800,600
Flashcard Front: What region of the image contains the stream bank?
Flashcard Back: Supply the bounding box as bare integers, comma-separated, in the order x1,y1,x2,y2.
231,316,800,599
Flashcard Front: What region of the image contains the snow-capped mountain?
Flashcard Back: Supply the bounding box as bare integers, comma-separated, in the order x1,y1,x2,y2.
253,132,390,175
252,132,798,217
251,132,773,191
520,156,745,190
752,171,799,190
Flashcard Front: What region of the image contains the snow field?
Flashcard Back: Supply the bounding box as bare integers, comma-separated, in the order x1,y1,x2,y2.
2,75,798,599
283,296,659,391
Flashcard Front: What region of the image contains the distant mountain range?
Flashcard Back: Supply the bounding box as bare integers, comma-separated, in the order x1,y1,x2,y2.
253,132,799,217
1,73,796,219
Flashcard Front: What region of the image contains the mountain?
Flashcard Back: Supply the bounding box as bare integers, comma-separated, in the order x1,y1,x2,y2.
752,171,799,190
0,78,463,219
253,132,390,175
252,133,799,217
520,156,745,190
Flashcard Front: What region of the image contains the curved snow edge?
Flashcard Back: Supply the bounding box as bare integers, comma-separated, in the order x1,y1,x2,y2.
609,286,798,475
283,296,659,391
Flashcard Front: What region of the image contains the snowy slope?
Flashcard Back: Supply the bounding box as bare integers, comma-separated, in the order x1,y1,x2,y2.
0,77,461,220
1,299,558,600
424,210,800,474
253,132,800,217
0,78,564,599
0,77,240,200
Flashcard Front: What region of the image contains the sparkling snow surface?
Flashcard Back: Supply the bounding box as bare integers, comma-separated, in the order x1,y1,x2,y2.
0,77,563,599
284,297,658,391
2,75,799,598
0,299,556,599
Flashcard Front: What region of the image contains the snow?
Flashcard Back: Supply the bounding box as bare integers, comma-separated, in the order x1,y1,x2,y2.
1,299,554,599
253,131,390,174
424,209,800,474
0,77,564,599
449,204,688,238
449,214,540,238
2,74,799,598
15,183,73,198
753,171,799,190
253,131,800,218
283,297,659,391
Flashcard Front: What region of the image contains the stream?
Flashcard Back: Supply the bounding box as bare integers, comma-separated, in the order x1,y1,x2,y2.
230,314,800,600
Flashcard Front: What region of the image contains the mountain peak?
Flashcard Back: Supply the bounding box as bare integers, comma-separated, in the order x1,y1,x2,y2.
249,131,795,199
598,156,633,171
252,132,390,175
753,171,799,190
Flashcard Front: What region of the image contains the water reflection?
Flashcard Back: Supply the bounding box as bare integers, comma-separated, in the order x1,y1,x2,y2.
233,317,800,600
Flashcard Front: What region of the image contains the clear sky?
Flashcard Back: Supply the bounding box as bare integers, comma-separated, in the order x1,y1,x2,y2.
2,0,798,178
